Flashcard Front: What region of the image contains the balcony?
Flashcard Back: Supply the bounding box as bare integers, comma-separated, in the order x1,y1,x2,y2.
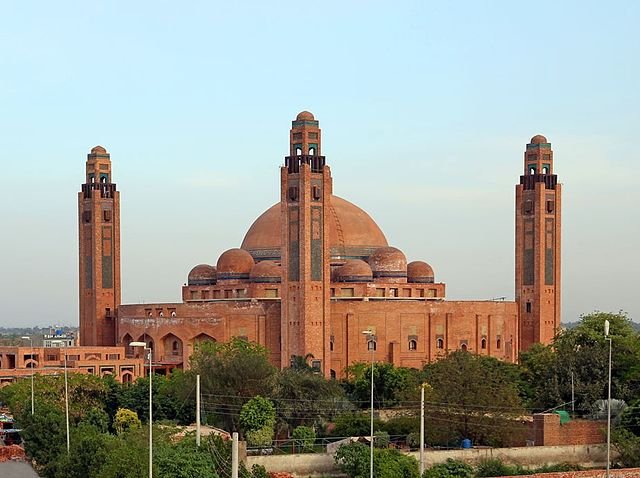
284,155,326,174
82,182,117,199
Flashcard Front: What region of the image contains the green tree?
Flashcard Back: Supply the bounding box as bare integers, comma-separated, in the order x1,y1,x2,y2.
521,311,640,413
423,350,525,447
190,338,277,431
275,366,351,430
57,424,114,478
343,362,422,409
240,396,276,446
155,436,219,478
114,408,142,435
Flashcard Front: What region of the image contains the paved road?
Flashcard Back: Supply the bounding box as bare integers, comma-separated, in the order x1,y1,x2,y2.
0,461,40,478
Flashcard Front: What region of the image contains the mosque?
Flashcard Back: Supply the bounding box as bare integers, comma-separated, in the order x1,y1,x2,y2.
78,111,561,377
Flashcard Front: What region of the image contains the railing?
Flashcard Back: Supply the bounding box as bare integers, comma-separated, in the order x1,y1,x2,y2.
519,174,557,191
284,155,326,173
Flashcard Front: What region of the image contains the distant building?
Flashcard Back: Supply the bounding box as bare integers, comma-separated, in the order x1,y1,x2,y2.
76,112,561,377
43,333,75,348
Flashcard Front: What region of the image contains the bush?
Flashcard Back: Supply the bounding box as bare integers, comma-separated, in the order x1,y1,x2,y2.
292,425,316,452
374,430,390,448
476,458,513,477
335,442,419,478
423,459,473,478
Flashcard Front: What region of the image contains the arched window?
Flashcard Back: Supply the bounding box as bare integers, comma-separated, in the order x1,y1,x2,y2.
530,167,535,175
461,343,468,352
481,338,487,350
367,340,377,351
329,340,334,352
542,166,548,174
408,339,417,351
436,338,444,349
330,369,337,380
496,338,501,349
308,147,315,155
296,147,302,155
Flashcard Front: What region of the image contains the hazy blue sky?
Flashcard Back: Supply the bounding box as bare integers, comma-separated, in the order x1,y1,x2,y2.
1,1,638,327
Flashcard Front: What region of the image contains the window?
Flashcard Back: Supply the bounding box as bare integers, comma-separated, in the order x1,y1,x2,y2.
481,338,487,349
496,338,502,349
330,340,334,351
436,338,444,349
526,301,532,313
190,290,198,300
224,289,233,298
461,343,468,351
236,289,247,298
83,211,91,223
288,187,299,201
308,147,315,155
341,288,354,297
311,360,321,371
546,201,554,213
375,288,385,297
330,369,336,380
264,288,278,298
389,288,398,297
312,186,321,200
524,200,533,214
103,210,112,222
367,340,377,351
408,339,417,350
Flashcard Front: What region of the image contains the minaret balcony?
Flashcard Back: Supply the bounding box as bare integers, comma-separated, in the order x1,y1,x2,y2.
519,174,557,191
285,155,326,174
82,182,117,199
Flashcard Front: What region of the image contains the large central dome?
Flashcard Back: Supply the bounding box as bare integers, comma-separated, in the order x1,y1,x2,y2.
241,195,388,262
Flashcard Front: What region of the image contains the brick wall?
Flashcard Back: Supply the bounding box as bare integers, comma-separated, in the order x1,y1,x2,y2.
532,413,605,446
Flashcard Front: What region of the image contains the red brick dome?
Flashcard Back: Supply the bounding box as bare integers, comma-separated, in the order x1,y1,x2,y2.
296,111,315,121
91,145,107,154
216,248,254,281
335,260,373,283
407,261,434,284
241,195,388,262
530,134,548,144
368,247,407,281
250,260,281,283
188,264,217,286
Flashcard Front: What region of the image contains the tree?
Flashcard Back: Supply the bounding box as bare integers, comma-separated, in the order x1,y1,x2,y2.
155,436,219,478
114,408,142,435
18,401,67,478
275,366,351,430
240,396,276,446
423,350,525,447
521,311,640,413
190,338,277,431
343,362,422,409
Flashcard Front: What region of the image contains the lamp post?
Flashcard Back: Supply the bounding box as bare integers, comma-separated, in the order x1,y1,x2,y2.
604,320,612,478
63,340,70,453
130,341,153,478
361,330,375,478
20,336,34,415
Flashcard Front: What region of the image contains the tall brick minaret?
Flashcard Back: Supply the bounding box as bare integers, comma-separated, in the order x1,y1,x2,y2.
515,135,561,350
78,146,120,346
280,111,332,376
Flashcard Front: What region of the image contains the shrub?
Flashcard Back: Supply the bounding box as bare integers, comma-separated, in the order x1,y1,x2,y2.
292,425,316,452
423,459,473,478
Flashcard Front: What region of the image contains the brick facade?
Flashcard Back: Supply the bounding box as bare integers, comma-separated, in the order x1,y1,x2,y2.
532,413,605,446
75,113,561,377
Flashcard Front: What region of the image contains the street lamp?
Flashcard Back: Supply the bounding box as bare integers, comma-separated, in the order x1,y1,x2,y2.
20,336,34,415
130,341,153,478
52,338,70,453
604,320,612,478
361,330,375,478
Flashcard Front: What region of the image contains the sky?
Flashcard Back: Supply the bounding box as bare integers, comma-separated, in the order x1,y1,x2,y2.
0,0,638,327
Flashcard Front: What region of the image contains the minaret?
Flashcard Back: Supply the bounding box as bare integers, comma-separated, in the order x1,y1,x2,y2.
280,111,332,376
515,135,561,350
78,146,120,346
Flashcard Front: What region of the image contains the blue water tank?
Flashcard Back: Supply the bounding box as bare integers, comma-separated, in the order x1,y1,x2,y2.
461,438,472,449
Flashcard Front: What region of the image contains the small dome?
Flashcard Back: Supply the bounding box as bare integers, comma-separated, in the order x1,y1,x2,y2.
407,261,434,284
188,264,216,286
530,135,548,144
216,248,254,281
250,260,282,283
335,260,373,283
368,247,407,281
296,111,315,121
91,145,107,154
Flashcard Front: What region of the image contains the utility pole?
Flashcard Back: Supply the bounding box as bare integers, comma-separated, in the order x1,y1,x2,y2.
231,432,239,478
